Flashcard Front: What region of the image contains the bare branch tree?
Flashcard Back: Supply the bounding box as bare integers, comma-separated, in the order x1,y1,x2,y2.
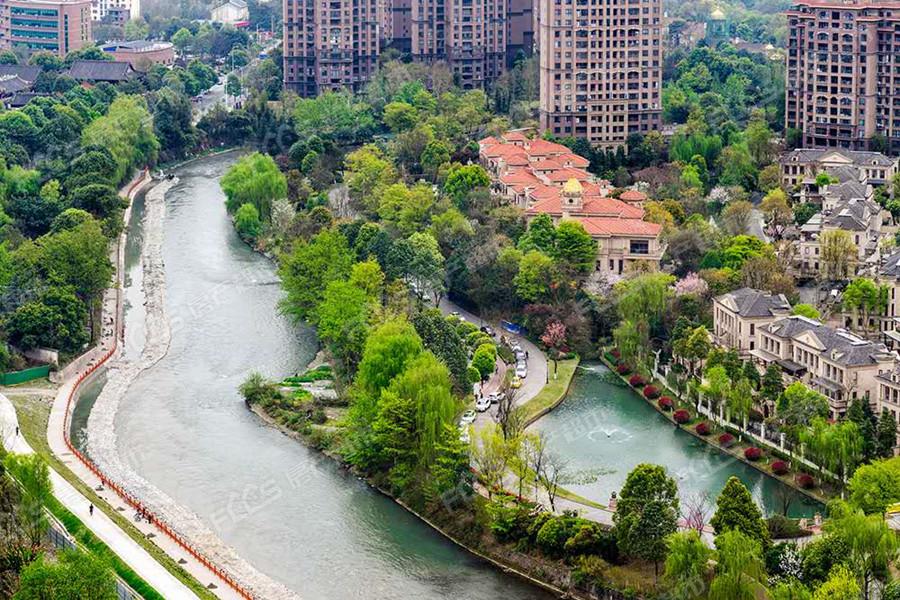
538,451,568,512
681,491,712,533
525,432,547,503
494,383,524,440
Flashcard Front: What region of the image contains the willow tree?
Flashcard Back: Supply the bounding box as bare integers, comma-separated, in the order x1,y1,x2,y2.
709,530,767,600
220,151,287,220
820,230,857,281
614,272,675,368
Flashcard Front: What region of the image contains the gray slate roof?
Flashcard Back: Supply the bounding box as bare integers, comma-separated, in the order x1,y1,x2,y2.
66,60,134,82
880,251,900,279
763,315,893,367
0,65,40,83
0,76,31,95
717,287,791,318
780,148,895,168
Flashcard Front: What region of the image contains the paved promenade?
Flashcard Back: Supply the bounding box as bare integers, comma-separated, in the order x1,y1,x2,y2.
0,393,199,598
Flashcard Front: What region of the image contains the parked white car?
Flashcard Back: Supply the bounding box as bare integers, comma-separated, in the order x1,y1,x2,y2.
488,392,502,404
459,426,470,443
475,397,492,412
460,410,477,425
516,365,528,379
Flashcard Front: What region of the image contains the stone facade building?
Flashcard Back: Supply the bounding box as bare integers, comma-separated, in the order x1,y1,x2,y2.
712,288,792,357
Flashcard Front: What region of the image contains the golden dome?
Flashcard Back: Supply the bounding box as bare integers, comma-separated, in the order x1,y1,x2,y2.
710,7,726,20
563,178,583,195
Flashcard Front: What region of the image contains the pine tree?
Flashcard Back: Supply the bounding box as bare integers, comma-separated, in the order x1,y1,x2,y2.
710,476,770,551
847,397,878,461
742,360,760,390
876,409,898,459
761,363,784,406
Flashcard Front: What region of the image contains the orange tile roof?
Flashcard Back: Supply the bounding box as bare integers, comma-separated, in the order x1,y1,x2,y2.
526,195,644,220
619,189,649,202
532,158,564,170
524,138,571,156
504,131,528,142
545,167,592,182
559,153,591,168
504,153,531,166
578,217,662,237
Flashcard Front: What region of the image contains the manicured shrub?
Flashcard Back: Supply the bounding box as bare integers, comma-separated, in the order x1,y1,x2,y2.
718,433,735,447
673,409,690,424
643,385,660,399
611,349,621,359
536,516,578,558
695,422,710,435
796,473,815,489
744,447,762,461
658,396,674,411
628,374,645,387
616,363,631,375
771,460,789,475
767,514,813,539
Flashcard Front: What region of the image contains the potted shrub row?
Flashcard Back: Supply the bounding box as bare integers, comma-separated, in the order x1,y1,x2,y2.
744,447,763,461
616,363,631,375
658,396,674,411
718,433,735,448
643,385,660,399
629,374,646,388
673,409,690,424
695,422,710,435
771,460,789,475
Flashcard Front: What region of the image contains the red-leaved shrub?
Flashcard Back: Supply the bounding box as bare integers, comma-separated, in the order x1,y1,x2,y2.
673,409,690,424
658,396,674,411
616,363,631,375
718,433,735,447
611,349,621,359
629,374,646,387
643,385,660,399
744,447,762,461
771,460,789,475
796,473,815,489
695,422,710,435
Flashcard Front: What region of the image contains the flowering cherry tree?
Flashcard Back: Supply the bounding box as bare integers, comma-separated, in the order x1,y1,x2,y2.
541,321,566,379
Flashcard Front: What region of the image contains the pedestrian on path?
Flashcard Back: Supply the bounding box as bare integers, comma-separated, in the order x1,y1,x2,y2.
89,503,94,517
15,426,18,437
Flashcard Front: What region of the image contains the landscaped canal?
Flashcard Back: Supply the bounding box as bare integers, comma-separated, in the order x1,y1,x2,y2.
535,363,822,518
88,152,553,600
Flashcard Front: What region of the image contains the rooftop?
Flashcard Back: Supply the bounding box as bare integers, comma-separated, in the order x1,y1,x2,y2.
66,60,134,82
763,315,894,367
715,287,792,318
101,40,174,53
780,148,896,169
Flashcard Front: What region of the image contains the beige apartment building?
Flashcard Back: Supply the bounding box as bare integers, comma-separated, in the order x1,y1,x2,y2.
537,0,663,149
750,315,896,418
712,288,792,356
283,0,382,96
284,0,528,95
785,0,900,151
875,368,900,450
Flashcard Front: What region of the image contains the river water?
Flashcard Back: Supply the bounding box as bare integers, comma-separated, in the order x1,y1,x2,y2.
100,153,552,600
535,363,823,518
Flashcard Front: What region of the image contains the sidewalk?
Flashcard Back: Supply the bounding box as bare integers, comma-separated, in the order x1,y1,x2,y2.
43,172,247,599
0,393,198,598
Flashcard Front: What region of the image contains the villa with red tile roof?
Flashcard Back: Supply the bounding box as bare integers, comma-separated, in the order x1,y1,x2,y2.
479,132,664,275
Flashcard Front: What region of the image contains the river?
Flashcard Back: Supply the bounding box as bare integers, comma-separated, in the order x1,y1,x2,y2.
86,152,552,600
535,363,823,518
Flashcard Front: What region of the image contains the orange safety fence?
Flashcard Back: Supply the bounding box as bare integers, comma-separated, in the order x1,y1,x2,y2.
60,171,256,600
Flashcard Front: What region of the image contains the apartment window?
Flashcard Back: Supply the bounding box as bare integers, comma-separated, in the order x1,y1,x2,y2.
629,240,649,254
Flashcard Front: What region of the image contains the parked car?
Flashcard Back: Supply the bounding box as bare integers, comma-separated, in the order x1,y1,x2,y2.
488,392,502,404
475,397,492,412
516,365,528,379
510,376,522,389
460,410,477,425
480,325,496,337
512,344,523,354
459,426,470,443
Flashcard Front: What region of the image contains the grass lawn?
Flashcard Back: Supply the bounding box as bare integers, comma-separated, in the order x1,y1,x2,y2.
520,358,580,424
6,393,217,600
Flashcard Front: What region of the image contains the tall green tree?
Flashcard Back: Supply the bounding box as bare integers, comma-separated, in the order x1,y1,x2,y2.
14,550,116,600
220,151,287,219
847,457,900,515
664,530,711,600
279,228,354,322
710,476,769,550
613,464,679,577
708,530,767,600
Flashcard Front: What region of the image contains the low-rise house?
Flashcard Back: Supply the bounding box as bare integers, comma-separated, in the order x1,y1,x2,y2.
876,367,900,451
479,132,664,275
66,59,135,83
0,65,41,108
750,315,896,418
210,0,249,25
780,148,897,190
712,288,792,356
795,187,885,279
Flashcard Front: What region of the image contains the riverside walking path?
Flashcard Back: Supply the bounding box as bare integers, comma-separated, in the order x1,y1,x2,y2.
38,171,249,599
0,392,199,598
